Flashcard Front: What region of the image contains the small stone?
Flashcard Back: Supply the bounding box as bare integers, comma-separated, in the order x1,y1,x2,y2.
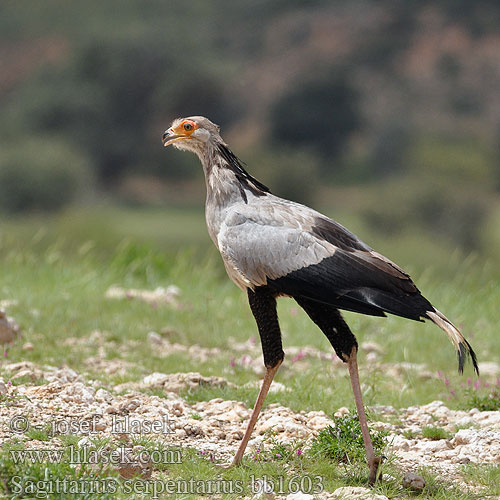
118,401,134,414
332,486,388,499
418,440,450,452
455,416,474,428
286,493,314,500
143,372,168,388
70,384,94,404
147,331,163,345
371,405,396,415
334,407,349,418
183,424,203,436
452,429,475,446
117,433,129,443
78,437,92,448
116,452,152,479
0,382,8,395
127,400,140,411
307,413,333,430
252,478,275,499
105,285,180,308
93,421,106,432
232,430,243,440
391,435,410,451
402,472,426,491
12,369,37,381
418,414,434,425
95,388,113,403
22,342,34,351
257,415,285,433
4,361,33,372
361,341,384,355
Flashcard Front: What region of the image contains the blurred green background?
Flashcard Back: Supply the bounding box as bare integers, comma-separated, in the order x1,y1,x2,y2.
1,0,499,275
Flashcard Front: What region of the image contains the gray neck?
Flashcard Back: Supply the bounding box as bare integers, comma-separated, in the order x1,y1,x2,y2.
198,143,246,208
197,143,247,245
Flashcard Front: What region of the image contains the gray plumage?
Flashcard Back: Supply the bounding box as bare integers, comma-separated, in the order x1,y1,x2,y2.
162,115,478,374
163,115,478,481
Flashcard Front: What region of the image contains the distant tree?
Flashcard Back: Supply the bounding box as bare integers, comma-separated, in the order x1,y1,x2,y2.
2,38,228,185
0,138,92,213
369,121,411,178
270,73,360,174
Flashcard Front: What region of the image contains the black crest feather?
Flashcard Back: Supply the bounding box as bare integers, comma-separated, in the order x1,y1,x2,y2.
217,144,270,197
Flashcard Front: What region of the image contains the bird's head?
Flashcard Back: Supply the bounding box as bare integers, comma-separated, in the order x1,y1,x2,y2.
162,116,222,154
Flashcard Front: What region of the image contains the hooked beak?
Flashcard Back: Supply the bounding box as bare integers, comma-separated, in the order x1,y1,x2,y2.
162,129,189,147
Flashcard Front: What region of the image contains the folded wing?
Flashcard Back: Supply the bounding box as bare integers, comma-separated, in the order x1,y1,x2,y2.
219,200,431,320
218,198,478,374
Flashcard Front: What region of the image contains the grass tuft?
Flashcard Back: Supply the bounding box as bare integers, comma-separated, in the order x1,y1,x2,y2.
462,463,500,496
310,413,389,464
421,426,452,440
465,389,500,411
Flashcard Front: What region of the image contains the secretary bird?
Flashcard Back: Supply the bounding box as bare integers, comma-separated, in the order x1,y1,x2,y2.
162,116,478,484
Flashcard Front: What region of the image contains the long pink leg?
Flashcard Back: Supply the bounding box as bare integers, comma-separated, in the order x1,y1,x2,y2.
346,347,382,484
232,361,282,465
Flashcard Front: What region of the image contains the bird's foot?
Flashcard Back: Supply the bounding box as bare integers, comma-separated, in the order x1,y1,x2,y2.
368,456,383,485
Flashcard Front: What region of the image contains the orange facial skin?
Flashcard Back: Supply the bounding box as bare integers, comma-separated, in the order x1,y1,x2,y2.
162,119,198,146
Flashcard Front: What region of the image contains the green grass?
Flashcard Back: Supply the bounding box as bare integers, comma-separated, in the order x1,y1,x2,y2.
421,426,452,441
462,463,500,496
0,207,499,498
310,413,389,463
0,203,211,259
25,424,53,442
464,388,500,411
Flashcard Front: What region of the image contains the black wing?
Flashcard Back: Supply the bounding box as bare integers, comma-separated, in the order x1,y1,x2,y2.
267,215,434,320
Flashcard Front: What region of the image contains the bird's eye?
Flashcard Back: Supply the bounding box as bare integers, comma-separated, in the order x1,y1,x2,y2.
183,122,193,132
